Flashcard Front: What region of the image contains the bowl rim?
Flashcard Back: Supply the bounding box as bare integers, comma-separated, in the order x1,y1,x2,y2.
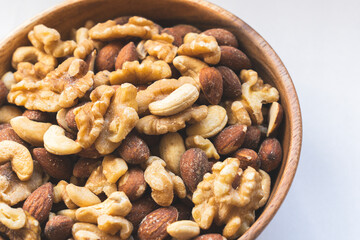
0,0,302,239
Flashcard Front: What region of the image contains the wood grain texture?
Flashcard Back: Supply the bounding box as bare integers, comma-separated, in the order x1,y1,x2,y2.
0,0,302,239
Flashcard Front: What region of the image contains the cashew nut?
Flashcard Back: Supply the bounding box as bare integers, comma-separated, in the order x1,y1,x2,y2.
97,215,133,238
149,84,199,116
66,183,101,207
1,72,16,90
10,116,52,146
0,140,33,181
0,202,26,230
44,125,82,155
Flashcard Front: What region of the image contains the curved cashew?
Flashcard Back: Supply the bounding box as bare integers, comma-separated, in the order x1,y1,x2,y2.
10,116,52,146
11,46,57,70
0,140,33,181
149,84,199,116
44,125,82,155
97,215,133,238
0,202,26,230
66,184,101,207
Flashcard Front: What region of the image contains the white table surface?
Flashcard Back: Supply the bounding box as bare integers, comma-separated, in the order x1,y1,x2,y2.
1,0,359,239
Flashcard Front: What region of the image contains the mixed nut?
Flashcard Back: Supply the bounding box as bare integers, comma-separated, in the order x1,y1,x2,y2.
0,15,284,240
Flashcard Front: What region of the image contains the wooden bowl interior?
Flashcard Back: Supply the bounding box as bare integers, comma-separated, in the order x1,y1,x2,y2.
0,0,302,239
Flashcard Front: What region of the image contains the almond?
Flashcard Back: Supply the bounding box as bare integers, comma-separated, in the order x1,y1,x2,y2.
219,46,251,73
162,24,201,47
214,124,247,155
118,167,146,201
233,148,261,170
32,148,73,180
267,102,284,137
96,41,123,71
199,67,223,105
115,41,138,70
138,206,178,240
126,196,158,229
44,215,74,240
216,66,242,99
194,234,226,240
72,157,101,178
202,28,238,48
23,182,54,223
180,148,210,192
22,110,51,122
259,138,282,172
78,144,103,159
65,104,85,132
242,126,261,150
173,201,192,221
0,123,11,130
117,133,150,164
0,80,8,107
0,127,29,147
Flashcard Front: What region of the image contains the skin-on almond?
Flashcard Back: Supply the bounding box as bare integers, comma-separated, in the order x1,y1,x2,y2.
219,46,251,73
115,41,138,70
202,28,238,48
0,123,11,130
22,110,51,122
126,196,158,230
214,124,247,155
78,145,103,159
138,207,178,240
199,67,223,105
32,148,73,180
233,148,261,170
45,215,74,240
259,138,282,172
118,167,146,201
65,105,79,132
22,183,54,223
0,127,29,147
72,157,101,178
180,148,210,192
96,41,123,71
216,66,242,99
162,24,201,47
242,126,261,150
117,133,150,164
0,80,8,107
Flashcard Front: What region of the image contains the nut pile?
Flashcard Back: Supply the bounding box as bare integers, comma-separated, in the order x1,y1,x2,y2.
0,16,284,240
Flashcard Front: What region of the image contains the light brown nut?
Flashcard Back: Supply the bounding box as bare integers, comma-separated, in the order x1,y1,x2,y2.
240,69,279,125
45,215,74,240
199,67,223,105
186,105,227,138
162,24,201,47
102,155,128,184
0,202,26,229
267,102,283,137
28,24,77,58
0,127,29,147
93,70,110,88
259,138,282,172
166,220,200,239
22,110,50,122
0,162,47,206
136,105,208,135
180,148,210,192
159,132,185,176
202,28,238,48
149,83,199,116
173,56,209,86
242,126,261,150
78,145,103,159
216,66,242,99
224,100,252,126
194,234,226,240
72,222,120,240
115,42,139,69
219,46,251,72
137,207,178,240
0,105,22,124
1,72,16,90
96,41,123,71
144,39,178,63
65,106,79,132
75,191,132,223
10,116,52,146
53,180,77,209
109,56,171,85
94,83,139,155
117,133,150,165
56,108,76,134
113,16,131,25
0,80,8,107
73,158,101,178
185,135,220,160
233,148,261,170
56,209,77,222
23,183,53,223
0,140,33,181
32,148,73,180
178,33,221,64
118,167,146,201
44,125,82,155
0,123,11,131
66,184,101,207
126,196,158,230
97,215,133,238
85,165,117,197
213,124,247,155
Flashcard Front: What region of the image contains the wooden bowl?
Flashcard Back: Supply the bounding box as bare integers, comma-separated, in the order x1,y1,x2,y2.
0,0,302,239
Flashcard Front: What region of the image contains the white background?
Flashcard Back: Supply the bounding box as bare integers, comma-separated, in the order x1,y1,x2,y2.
1,0,359,239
